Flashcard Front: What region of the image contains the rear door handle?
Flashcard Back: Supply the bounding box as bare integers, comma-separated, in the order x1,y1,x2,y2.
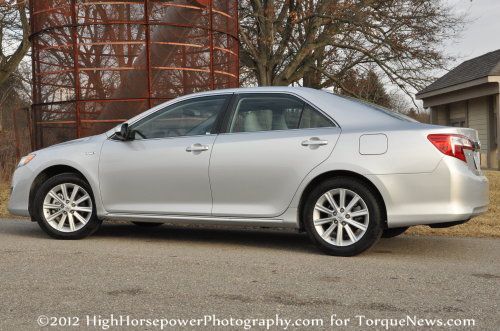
301,137,328,147
186,143,209,152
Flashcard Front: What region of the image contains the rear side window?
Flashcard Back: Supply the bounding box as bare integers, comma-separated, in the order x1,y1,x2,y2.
229,94,334,133
299,105,333,129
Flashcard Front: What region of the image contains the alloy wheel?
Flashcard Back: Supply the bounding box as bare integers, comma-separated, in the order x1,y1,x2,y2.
42,183,93,233
312,188,369,246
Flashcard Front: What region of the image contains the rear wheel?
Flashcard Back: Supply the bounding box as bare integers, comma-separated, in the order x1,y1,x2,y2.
33,173,102,239
303,177,383,256
382,227,408,238
132,222,163,228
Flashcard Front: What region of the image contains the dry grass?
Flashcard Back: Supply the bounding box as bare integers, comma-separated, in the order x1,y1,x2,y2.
0,171,499,237
0,179,13,218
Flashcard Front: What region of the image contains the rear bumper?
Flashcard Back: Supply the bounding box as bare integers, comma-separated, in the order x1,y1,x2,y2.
368,157,489,228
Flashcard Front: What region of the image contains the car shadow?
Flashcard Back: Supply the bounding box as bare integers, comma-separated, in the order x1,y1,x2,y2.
94,223,481,259
1,219,488,258
93,222,318,254
370,235,493,262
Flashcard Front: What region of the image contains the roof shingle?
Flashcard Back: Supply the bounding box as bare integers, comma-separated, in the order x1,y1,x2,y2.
417,49,500,95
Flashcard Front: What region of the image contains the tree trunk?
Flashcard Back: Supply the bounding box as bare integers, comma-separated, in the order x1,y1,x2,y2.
0,1,31,90
302,69,322,89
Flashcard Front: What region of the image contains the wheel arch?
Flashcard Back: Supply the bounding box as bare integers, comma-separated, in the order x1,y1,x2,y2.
28,165,90,217
297,170,388,231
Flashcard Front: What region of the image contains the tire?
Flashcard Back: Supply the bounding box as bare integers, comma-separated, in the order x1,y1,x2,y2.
132,222,163,228
33,173,102,239
303,177,383,256
382,227,408,238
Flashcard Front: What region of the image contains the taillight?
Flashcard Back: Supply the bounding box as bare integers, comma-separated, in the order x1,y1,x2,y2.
427,134,474,163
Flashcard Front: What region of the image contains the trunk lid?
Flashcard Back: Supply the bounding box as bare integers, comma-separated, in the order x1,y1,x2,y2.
456,127,482,173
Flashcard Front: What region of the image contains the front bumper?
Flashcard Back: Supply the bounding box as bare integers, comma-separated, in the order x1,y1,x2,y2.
7,165,35,217
368,157,489,228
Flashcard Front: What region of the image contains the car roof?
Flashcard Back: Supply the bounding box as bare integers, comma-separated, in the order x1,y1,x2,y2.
109,87,420,135
192,87,417,130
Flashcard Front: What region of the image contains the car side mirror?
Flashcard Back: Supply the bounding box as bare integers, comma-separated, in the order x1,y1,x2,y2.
114,123,132,141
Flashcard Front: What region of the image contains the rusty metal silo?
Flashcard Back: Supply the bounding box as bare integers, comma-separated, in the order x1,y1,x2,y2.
30,0,239,149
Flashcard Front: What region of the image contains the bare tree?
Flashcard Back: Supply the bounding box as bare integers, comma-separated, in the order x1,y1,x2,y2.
0,0,30,135
239,0,465,102
0,0,30,89
335,68,392,108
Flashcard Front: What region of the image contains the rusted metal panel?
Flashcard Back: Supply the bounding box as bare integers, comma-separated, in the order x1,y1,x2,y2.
30,0,239,148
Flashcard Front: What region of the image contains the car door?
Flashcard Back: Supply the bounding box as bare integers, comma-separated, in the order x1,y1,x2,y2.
99,94,231,215
209,93,341,217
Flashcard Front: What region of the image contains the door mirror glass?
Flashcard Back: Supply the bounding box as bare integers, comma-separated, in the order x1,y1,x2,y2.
114,123,131,141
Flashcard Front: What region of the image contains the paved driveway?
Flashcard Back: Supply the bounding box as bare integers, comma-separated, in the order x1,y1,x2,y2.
0,219,498,330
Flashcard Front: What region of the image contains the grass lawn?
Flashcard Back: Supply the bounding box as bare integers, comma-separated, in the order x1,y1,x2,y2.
1,171,498,237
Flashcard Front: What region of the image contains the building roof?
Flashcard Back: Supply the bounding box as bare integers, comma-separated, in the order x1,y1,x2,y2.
417,49,500,96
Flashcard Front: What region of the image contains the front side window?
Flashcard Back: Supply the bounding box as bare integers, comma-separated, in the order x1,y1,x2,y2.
229,94,334,133
131,96,228,139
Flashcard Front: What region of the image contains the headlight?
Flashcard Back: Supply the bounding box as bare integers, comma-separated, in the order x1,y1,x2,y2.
17,154,36,168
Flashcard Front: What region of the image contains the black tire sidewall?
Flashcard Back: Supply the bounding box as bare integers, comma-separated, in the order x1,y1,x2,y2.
382,227,408,238
303,177,383,256
33,173,102,239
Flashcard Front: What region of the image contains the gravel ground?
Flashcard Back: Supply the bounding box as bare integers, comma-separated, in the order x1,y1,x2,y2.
0,219,499,330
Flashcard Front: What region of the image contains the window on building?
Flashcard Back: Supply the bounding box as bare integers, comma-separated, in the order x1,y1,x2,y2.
451,118,467,127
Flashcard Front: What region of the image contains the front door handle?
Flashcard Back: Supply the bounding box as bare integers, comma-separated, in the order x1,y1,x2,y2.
186,143,209,152
301,137,328,147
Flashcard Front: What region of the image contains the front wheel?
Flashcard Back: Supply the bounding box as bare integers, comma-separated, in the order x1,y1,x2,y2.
33,173,102,239
303,177,383,256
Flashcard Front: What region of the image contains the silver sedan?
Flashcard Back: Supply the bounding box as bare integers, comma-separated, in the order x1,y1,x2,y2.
8,87,489,256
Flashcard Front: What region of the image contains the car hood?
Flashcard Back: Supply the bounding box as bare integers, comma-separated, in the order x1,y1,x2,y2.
36,134,107,153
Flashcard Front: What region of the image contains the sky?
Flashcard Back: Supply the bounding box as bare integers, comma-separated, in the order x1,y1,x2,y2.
7,0,499,110
444,0,500,70
402,0,500,108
